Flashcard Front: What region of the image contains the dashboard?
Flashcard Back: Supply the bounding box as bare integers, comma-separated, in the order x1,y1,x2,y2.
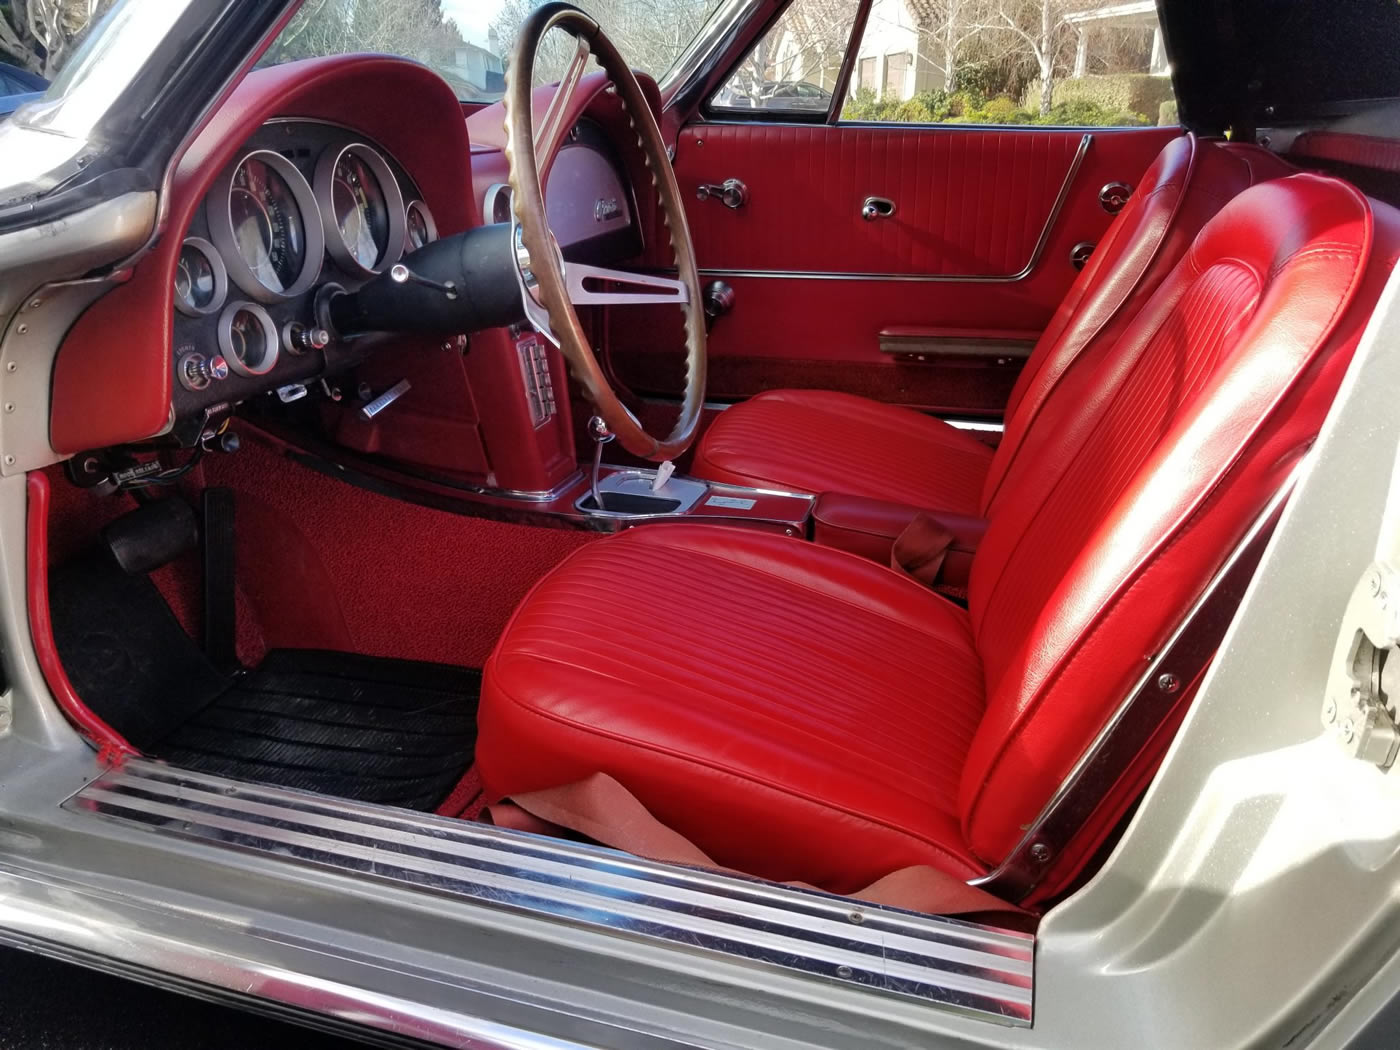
167,114,641,441
170,119,438,429
48,56,656,459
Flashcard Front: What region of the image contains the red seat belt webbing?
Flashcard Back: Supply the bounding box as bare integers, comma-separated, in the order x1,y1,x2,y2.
891,514,956,585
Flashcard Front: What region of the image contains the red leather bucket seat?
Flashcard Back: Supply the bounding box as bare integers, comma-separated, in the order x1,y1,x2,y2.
690,135,1293,516
477,175,1399,900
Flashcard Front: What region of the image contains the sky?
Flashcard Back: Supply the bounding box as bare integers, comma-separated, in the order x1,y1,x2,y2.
442,0,509,49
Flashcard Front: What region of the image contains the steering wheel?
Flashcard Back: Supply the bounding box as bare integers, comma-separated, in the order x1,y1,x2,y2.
503,1,706,462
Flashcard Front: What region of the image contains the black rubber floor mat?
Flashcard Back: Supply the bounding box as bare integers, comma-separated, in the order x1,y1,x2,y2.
49,551,479,810
49,552,227,751
156,650,480,810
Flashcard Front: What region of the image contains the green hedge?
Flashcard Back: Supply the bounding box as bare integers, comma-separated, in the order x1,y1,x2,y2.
841,86,1146,127
1022,74,1174,120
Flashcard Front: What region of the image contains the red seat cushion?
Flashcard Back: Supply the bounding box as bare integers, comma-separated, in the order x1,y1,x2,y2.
690,389,994,514
477,524,987,893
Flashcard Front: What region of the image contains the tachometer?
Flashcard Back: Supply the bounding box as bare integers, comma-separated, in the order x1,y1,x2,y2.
314,143,406,276
173,237,227,317
209,149,324,303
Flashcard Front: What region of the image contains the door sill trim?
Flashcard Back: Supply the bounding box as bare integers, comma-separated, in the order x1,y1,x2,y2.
67,759,1034,1025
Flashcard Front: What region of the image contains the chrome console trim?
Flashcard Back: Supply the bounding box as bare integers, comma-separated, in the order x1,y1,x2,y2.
695,133,1092,284
577,468,709,517
68,760,1034,1025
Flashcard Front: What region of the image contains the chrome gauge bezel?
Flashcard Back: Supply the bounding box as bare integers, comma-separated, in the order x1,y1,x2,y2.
404,199,439,250
314,142,407,277
217,301,280,377
173,237,228,317
209,149,325,304
483,183,513,226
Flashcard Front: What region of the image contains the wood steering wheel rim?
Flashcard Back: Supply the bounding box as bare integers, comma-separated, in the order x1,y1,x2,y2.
503,1,707,462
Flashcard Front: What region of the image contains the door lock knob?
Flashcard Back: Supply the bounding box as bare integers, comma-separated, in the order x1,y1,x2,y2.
702,281,735,329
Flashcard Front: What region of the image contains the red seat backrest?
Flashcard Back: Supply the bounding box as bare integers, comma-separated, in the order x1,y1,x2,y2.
960,173,1400,867
981,135,1295,516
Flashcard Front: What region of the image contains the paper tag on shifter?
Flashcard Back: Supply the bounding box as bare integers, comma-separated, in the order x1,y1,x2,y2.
706,495,757,510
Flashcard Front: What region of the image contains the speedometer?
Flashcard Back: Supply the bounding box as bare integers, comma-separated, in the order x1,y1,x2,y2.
209,149,324,303
314,143,406,276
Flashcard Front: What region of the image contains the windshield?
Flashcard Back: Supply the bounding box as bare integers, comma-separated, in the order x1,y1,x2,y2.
259,0,728,103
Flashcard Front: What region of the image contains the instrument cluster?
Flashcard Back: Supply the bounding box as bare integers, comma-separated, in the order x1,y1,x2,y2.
171,119,438,431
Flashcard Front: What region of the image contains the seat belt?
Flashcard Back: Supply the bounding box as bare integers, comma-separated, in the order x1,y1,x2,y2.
488,774,1024,918
890,513,955,585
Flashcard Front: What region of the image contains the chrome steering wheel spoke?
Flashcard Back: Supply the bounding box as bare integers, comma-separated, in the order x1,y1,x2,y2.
566,263,689,307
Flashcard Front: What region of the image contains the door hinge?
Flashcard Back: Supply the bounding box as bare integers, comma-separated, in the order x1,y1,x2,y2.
1323,562,1400,769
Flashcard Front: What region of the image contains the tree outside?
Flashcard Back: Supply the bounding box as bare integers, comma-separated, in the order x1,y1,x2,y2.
488,0,724,86
2,0,1175,126
261,0,467,75
844,0,1173,125
0,0,117,78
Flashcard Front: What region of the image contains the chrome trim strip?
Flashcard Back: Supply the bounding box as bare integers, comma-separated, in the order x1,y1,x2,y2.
69,761,1034,1024
694,132,1090,284
823,0,874,124
945,419,1005,434
660,0,767,108
0,861,589,1050
971,469,1301,899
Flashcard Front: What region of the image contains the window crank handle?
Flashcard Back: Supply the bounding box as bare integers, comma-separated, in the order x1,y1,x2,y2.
696,178,748,209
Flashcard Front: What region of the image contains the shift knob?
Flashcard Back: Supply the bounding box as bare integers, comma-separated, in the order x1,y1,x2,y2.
588,415,615,443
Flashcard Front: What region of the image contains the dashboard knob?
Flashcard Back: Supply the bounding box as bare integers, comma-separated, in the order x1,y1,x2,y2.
178,352,228,392
283,322,331,355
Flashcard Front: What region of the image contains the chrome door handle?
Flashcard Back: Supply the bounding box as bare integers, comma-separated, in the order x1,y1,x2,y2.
862,196,896,221
697,178,748,209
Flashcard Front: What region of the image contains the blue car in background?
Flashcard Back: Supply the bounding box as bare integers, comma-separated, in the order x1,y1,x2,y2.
0,61,48,118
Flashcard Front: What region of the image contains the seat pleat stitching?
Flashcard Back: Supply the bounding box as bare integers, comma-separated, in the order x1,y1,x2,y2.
508,547,985,806
524,558,980,748
504,618,977,811
979,261,1262,661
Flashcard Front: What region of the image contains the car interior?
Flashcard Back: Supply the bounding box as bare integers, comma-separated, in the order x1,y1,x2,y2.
27,0,1400,956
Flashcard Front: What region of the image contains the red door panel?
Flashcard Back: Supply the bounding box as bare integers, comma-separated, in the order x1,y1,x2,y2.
608,123,1180,415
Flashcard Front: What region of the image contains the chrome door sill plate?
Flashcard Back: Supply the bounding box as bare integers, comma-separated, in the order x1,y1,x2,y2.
67,760,1033,1024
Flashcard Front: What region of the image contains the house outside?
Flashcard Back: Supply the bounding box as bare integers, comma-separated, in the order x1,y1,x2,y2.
852,0,1169,103
437,32,506,99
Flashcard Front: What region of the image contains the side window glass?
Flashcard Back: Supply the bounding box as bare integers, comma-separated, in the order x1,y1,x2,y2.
841,0,1178,127
709,0,860,116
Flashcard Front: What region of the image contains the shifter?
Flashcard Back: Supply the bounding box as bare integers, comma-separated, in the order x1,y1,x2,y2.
588,415,615,511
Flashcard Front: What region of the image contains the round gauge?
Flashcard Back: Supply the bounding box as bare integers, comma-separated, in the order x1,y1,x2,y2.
173,237,227,317
314,143,406,276
405,200,438,252
217,301,279,377
484,183,513,226
209,149,324,303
